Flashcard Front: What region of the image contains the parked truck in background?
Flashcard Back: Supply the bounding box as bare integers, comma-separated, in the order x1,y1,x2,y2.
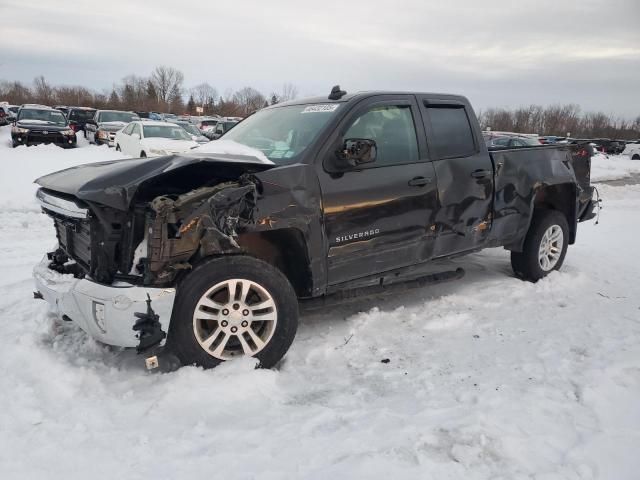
33,87,597,370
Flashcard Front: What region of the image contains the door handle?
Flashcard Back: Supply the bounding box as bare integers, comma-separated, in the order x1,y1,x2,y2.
470,169,492,179
408,176,432,187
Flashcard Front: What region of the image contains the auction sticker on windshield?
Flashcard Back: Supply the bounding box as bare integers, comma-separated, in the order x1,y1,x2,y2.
301,104,340,113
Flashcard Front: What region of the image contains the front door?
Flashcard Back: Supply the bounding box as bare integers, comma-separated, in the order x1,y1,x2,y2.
316,95,439,286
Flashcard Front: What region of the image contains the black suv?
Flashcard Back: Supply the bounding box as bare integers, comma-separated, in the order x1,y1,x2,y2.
11,105,77,148
66,107,97,136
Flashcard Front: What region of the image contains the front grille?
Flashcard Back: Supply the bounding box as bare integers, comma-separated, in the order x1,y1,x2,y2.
54,216,92,271
28,131,65,144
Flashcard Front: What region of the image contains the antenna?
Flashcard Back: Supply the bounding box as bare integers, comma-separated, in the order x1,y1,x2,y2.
328,85,347,100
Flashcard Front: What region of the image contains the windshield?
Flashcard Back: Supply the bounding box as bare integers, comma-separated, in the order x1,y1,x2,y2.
69,109,96,121
222,103,340,163
98,111,139,123
18,109,67,125
143,125,192,140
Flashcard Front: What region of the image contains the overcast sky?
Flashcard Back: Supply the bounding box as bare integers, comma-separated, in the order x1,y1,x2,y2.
1,0,639,117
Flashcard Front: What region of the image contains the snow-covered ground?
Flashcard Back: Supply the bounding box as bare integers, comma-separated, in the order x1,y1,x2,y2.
0,125,639,479
591,151,640,182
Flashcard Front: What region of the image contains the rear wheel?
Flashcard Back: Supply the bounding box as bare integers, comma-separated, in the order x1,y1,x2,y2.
166,256,298,369
511,209,569,282
632,154,640,160
140,151,146,158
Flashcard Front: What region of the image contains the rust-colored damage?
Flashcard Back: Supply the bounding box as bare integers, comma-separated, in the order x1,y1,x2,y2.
146,177,257,283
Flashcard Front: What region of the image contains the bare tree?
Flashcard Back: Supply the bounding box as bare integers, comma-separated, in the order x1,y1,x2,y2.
280,83,298,102
232,87,266,116
190,82,218,109
151,66,184,107
33,76,54,105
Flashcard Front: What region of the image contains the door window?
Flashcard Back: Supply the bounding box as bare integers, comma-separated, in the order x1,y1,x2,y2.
131,123,141,137
426,105,476,159
123,123,134,135
343,105,419,166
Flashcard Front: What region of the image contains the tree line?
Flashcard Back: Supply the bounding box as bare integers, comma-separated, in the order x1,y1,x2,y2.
478,104,640,140
0,65,299,118
2,65,639,139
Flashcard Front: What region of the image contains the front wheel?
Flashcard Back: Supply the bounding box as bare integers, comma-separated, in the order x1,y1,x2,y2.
140,151,146,158
632,154,640,161
166,256,298,369
116,144,121,152
511,209,569,282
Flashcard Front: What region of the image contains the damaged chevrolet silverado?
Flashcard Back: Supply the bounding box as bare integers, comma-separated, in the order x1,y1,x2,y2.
33,86,597,370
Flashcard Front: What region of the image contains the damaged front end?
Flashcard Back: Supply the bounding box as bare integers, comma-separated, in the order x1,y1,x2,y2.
34,155,268,355
141,176,258,285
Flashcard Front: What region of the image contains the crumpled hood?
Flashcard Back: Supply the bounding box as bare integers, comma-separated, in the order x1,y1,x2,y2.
98,121,127,131
35,153,276,211
141,137,199,153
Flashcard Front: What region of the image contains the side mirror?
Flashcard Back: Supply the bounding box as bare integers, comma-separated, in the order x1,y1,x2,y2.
335,138,377,168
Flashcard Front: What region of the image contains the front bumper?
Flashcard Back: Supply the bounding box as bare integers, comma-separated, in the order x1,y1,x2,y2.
12,132,77,148
33,255,176,348
97,130,117,146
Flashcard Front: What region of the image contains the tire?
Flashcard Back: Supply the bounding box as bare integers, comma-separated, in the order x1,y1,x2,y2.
11,141,17,148
166,256,298,369
116,144,121,152
511,209,569,282
140,151,146,158
632,154,640,161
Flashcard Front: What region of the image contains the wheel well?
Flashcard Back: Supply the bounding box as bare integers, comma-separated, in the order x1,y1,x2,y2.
533,184,576,243
236,229,312,297
632,154,640,160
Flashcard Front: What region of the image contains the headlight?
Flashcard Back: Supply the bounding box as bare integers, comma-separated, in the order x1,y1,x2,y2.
149,148,167,156
12,126,29,134
61,129,75,136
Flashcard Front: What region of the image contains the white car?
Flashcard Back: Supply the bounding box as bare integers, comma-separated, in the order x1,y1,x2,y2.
622,142,640,160
114,121,199,158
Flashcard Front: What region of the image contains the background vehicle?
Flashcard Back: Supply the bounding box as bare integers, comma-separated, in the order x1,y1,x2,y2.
174,120,210,144
85,110,139,146
54,105,70,116
66,107,97,135
11,105,76,148
484,134,541,148
204,119,239,140
196,117,220,132
622,142,640,160
0,104,19,125
592,138,625,154
33,89,596,371
114,120,198,157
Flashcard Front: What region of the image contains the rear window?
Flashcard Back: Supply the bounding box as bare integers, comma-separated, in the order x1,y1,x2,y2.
426,105,476,158
69,109,96,120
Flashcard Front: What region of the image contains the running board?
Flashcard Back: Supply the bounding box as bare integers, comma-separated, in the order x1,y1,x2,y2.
301,267,465,311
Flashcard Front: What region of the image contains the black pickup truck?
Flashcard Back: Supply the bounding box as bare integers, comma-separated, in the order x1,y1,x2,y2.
33,87,596,370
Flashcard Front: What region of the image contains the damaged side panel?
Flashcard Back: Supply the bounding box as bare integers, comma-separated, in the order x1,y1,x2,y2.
139,164,323,292
488,146,578,250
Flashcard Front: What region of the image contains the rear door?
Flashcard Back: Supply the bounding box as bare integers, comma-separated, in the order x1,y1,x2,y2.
417,97,494,257
317,95,439,285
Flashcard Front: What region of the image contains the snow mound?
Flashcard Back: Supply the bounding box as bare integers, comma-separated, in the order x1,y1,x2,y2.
190,139,274,164
590,152,640,182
